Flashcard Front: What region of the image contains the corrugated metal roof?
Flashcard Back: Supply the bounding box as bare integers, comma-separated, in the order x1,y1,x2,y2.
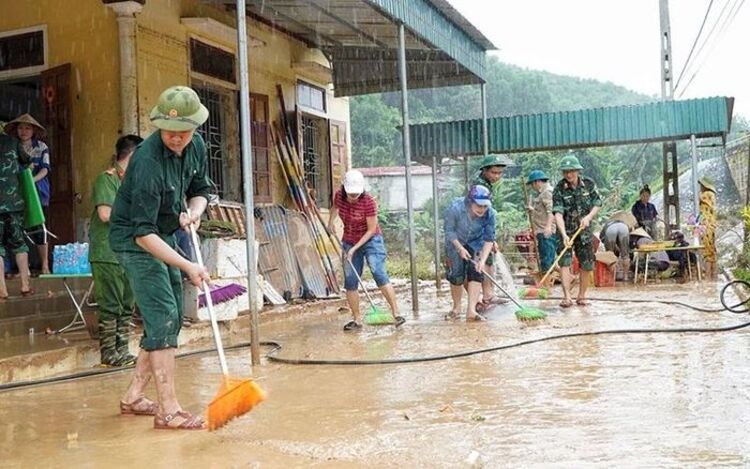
410,97,735,161
209,0,490,95
358,165,433,176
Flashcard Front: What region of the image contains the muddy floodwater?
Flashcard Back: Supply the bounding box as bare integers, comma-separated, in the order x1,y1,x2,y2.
2,281,750,467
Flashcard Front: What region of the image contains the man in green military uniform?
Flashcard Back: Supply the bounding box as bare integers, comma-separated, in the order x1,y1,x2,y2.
89,134,142,367
552,154,601,308
0,132,32,299
470,154,513,310
110,86,212,430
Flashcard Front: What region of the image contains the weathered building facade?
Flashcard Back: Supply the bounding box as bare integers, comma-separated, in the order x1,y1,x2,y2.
0,0,351,243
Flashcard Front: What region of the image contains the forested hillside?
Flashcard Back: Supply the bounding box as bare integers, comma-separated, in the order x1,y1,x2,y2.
351,56,653,169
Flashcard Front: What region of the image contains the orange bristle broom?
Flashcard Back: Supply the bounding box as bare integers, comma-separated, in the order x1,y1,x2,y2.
519,226,584,299
188,219,266,431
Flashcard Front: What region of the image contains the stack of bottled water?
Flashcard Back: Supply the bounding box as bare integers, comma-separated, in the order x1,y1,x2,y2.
53,243,92,275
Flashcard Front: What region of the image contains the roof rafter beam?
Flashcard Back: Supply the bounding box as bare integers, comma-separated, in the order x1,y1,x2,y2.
298,0,391,49
247,1,343,47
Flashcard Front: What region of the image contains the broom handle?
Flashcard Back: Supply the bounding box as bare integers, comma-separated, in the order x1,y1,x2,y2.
471,259,525,311
331,234,378,310
521,177,536,255
187,216,229,376
346,255,378,310
538,225,585,287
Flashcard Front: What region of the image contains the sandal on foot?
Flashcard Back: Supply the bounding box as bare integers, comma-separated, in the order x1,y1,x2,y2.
154,410,205,430
115,354,137,367
576,299,590,306
394,316,406,328
120,396,159,416
466,313,486,322
559,300,573,309
343,320,362,332
20,289,35,297
482,296,509,306
444,311,460,321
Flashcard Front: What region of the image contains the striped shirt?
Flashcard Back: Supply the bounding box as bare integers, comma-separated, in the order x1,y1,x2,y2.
334,189,381,244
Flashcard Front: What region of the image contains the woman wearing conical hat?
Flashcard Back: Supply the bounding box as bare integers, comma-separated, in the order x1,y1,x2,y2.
698,178,717,279
5,114,51,275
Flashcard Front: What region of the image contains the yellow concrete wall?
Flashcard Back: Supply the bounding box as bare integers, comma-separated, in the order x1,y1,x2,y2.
0,1,121,236
0,0,351,237
135,0,351,210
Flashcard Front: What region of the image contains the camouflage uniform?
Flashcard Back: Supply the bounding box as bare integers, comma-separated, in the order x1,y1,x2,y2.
0,135,30,259
89,163,135,366
551,176,602,271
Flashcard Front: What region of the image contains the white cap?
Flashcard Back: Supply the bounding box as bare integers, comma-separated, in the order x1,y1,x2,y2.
343,169,365,194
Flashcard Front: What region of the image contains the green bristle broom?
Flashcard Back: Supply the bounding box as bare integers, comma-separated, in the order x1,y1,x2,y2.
346,257,394,325
473,260,547,321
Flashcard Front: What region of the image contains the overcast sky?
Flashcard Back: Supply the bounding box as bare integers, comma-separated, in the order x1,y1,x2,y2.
449,0,749,119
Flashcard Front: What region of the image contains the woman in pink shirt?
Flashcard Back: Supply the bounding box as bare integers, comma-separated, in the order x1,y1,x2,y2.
328,170,404,331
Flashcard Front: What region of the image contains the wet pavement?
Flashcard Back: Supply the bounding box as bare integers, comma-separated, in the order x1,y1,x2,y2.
2,280,750,467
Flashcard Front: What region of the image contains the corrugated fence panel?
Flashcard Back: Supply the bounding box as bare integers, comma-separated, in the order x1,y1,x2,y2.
410,97,734,160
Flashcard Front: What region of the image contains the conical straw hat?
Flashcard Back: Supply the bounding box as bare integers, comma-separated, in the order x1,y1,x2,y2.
630,227,652,239
4,113,46,137
609,211,637,230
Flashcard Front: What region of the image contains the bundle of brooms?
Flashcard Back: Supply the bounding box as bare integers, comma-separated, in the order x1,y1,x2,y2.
270,85,340,296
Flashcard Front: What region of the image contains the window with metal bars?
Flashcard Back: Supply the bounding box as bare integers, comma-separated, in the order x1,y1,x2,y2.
194,86,225,198
301,114,331,208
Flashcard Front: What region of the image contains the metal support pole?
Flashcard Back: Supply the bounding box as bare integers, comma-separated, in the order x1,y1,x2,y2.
397,22,419,312
481,82,489,156
236,0,260,365
432,156,441,290
464,157,470,187
690,134,699,216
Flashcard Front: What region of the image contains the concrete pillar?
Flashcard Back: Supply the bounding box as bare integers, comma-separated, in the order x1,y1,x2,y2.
105,1,143,135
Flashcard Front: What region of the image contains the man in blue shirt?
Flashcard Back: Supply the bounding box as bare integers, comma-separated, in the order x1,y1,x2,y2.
444,185,496,321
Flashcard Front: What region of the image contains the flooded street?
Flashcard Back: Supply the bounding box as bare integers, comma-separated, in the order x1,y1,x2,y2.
3,281,750,467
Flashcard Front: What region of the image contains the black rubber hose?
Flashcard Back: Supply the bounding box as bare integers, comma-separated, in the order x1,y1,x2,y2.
721,280,750,313
3,284,749,389
524,295,726,313
265,320,750,365
0,341,279,392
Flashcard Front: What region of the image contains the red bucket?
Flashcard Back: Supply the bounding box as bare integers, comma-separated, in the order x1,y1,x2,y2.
594,261,616,287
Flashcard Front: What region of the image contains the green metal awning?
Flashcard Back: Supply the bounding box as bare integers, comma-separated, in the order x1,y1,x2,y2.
212,0,494,96
409,97,735,162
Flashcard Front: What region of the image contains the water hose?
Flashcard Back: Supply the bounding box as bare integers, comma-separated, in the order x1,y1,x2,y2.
1,283,747,390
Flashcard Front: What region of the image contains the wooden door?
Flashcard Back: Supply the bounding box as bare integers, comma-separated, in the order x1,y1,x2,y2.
250,93,272,204
41,64,75,244
329,120,347,203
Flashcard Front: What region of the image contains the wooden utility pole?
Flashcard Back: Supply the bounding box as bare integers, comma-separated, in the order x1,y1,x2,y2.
660,0,680,238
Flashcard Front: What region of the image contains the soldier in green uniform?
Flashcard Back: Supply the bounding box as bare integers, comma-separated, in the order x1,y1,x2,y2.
470,154,513,311
89,135,142,367
0,133,32,299
552,154,601,308
110,86,212,430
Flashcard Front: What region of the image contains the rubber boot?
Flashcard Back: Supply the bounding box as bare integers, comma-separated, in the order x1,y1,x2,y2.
114,314,135,366
98,317,119,366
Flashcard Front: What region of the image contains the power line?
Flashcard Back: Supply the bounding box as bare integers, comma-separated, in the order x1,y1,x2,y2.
675,0,733,92
677,0,745,97
674,0,715,91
